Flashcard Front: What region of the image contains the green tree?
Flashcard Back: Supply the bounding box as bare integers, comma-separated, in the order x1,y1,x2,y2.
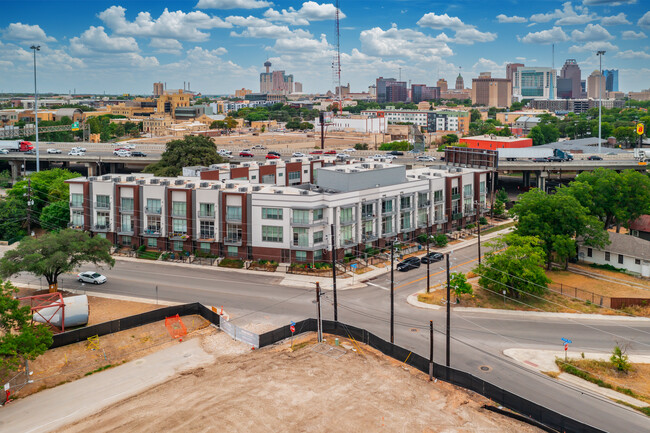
144,135,225,177
610,345,631,373
285,120,301,130
551,234,576,270
354,143,368,150
0,197,27,242
470,109,482,122
0,280,53,372
496,188,508,203
449,272,473,303
476,234,551,297
613,126,636,147
528,126,546,146
210,120,226,130
510,189,608,269
39,201,70,231
225,116,238,131
299,121,314,130
0,229,115,292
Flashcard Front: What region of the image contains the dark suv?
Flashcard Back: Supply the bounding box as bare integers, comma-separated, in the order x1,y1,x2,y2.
388,150,404,156
421,252,444,264
131,151,147,157
396,256,421,271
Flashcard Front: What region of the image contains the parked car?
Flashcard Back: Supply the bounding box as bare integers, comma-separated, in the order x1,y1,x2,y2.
239,151,254,157
587,155,603,160
77,271,107,285
324,150,337,154
131,151,147,157
532,157,548,162
310,150,323,154
0,149,8,155
396,257,421,272
416,156,436,162
421,252,444,264
388,150,404,156
343,148,357,152
267,151,281,157
265,154,280,159
47,148,62,154
292,152,306,157
68,150,85,156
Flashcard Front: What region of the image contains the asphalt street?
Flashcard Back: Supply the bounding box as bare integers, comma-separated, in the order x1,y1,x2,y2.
12,241,650,432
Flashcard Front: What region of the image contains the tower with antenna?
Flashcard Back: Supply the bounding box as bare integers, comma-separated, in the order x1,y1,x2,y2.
332,0,342,110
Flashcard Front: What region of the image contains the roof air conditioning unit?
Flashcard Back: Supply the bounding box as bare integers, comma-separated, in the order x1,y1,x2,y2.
136,180,145,185
238,187,247,192
243,163,250,167
300,190,309,195
88,176,97,181
102,175,111,180
186,183,194,189
252,186,262,191
112,177,120,182
274,190,284,194
200,182,208,188
270,161,277,165
361,164,370,169
160,180,170,186
126,176,135,182
211,184,221,190
150,179,159,184
226,183,235,189
174,179,184,185
336,168,345,172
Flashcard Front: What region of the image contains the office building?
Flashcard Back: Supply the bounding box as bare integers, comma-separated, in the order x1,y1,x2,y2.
512,67,557,101
436,78,448,93
153,82,164,98
294,82,303,93
470,73,512,108
560,59,581,99
376,77,408,102
411,85,441,103
234,88,252,98
361,108,469,134
603,70,619,92
530,98,623,113
156,90,191,119
587,70,606,100
66,162,489,263
506,63,524,83
260,61,294,95
455,73,465,90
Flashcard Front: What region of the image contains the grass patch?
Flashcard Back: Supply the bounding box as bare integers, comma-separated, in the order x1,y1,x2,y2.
291,341,310,351
84,364,113,377
589,263,627,274
218,258,244,269
480,221,515,236
137,251,162,260
542,371,560,379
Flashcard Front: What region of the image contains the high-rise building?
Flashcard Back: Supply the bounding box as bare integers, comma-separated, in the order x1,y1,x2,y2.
506,63,524,94
294,82,303,93
376,77,395,102
153,82,164,97
235,88,252,98
455,73,465,90
336,83,350,96
471,73,512,108
411,85,440,103
560,59,581,99
512,67,557,101
436,78,448,93
587,70,606,99
556,78,573,99
603,69,619,92
259,61,294,95
376,77,407,102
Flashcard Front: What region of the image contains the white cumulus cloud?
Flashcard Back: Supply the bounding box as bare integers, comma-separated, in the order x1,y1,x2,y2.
360,25,453,59
600,13,631,26
195,0,272,9
571,24,613,41
264,2,344,26
568,41,618,52
622,30,647,39
496,14,527,24
639,11,650,30
520,27,569,44
454,28,497,45
530,2,597,26
615,49,650,59
2,23,56,43
70,26,139,56
149,38,183,54
417,13,468,30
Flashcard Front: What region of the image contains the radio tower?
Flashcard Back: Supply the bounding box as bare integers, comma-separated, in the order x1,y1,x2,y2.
333,0,342,111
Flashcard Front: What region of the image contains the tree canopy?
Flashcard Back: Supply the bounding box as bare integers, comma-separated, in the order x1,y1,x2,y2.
0,280,53,372
144,135,225,177
0,229,115,290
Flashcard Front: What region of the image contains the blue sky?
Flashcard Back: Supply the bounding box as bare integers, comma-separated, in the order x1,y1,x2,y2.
0,0,648,95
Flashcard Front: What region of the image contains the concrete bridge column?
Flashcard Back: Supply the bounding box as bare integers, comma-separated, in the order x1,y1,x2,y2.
522,171,531,188
537,171,548,191
85,162,98,177
8,160,21,182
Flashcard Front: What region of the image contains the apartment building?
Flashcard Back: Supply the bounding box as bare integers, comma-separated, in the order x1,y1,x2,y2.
361,108,470,134
67,162,489,263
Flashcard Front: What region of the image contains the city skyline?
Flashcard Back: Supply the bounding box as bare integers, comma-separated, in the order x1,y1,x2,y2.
0,1,649,95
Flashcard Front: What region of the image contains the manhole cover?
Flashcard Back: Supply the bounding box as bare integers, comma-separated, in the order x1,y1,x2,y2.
410,328,418,332
479,365,491,372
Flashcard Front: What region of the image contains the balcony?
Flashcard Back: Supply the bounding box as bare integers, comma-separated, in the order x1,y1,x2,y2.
223,235,243,246
362,232,378,242
418,200,430,209
451,193,461,200
417,220,428,228
145,207,162,215
169,231,189,241
381,208,395,216
291,217,328,227
452,212,463,220
464,208,476,216
118,227,134,236
434,216,448,224
120,207,134,215
225,215,242,223
93,224,109,232
197,232,215,241
142,229,161,237
341,238,357,246
68,222,84,230
95,202,110,210
339,218,355,226
171,211,186,218
69,201,84,210
198,211,216,219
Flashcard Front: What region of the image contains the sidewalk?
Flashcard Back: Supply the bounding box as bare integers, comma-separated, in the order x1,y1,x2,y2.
504,348,650,408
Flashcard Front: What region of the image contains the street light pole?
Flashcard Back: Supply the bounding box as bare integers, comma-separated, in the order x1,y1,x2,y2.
475,200,481,266
446,252,451,367
390,239,395,344
597,50,606,154
330,224,338,322
426,224,431,293
30,45,41,172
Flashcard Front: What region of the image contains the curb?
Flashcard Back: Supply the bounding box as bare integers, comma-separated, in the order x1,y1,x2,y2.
407,290,442,310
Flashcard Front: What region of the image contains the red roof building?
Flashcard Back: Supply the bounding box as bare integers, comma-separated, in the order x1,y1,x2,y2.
460,134,533,150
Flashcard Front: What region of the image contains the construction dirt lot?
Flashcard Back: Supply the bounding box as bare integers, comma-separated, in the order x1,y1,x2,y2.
58,332,542,433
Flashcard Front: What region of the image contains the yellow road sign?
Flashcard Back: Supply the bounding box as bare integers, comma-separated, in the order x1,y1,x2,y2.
637,123,645,135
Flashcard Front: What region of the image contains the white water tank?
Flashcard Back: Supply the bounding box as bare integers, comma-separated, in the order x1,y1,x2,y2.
33,295,89,328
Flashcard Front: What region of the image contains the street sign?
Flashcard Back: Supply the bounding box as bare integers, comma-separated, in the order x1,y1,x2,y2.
561,338,572,344
637,123,645,136
290,325,295,333
564,343,568,351
351,263,357,270
71,121,80,131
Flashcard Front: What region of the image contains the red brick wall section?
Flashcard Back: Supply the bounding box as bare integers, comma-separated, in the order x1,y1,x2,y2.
82,182,90,230
459,137,532,150
230,167,249,180
200,170,220,181
285,162,302,185
259,164,277,181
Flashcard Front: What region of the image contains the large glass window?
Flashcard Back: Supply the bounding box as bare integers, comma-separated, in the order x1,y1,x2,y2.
362,203,374,218
288,171,301,185
400,212,411,230
96,195,110,209
340,225,353,244
363,221,373,238
261,174,276,184
340,207,354,224
463,184,472,197
480,181,486,194
173,241,184,251
400,196,412,209
262,226,283,242
295,251,307,262
418,192,428,208
146,198,161,214
121,197,134,212
293,228,309,247
121,214,133,232
96,211,109,228
433,189,443,203
434,204,444,222
71,210,83,226
146,216,161,232
226,206,242,222
199,203,215,217
293,209,309,224
313,208,324,221
225,224,242,242
172,201,186,217
172,219,187,234
418,209,428,226
70,193,83,208
227,246,238,257
313,230,323,244
382,216,393,234
262,208,283,220
382,199,394,214
200,242,211,253
147,238,157,248
200,221,215,239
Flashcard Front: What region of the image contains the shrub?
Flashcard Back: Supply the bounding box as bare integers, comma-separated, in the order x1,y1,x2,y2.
434,234,448,247
354,143,368,150
465,223,476,230
219,258,244,268
610,346,631,373
479,216,488,225
138,245,146,253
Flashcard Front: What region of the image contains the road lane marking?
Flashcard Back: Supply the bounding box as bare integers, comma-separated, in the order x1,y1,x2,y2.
366,282,389,291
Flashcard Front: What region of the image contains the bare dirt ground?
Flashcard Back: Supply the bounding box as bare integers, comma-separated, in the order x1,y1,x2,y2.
60,334,542,433
546,269,650,298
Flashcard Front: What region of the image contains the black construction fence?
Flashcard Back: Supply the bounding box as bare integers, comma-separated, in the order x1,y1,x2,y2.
259,319,606,433
51,303,220,349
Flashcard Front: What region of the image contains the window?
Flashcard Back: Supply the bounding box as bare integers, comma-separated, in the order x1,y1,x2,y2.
463,184,472,197
288,171,301,185
362,203,374,218
172,219,187,234
313,208,324,221
434,204,444,222
400,212,411,230
262,226,283,242
605,252,610,261
96,195,110,209
635,259,641,265
400,196,412,209
434,190,443,203
463,198,473,214
340,225,353,244
418,192,428,208
295,251,307,262
382,216,393,234
71,193,83,207
199,203,215,217
225,224,242,242
121,215,133,232
340,207,354,224
147,237,157,248
226,206,242,222
587,248,592,257
173,241,184,251
146,198,161,214
251,175,257,180
261,174,276,184
121,236,131,245
227,246,238,257
200,242,211,253
363,221,373,238
95,233,107,239
418,209,428,226
314,250,323,261
313,230,324,244
200,221,215,239
172,201,186,217
382,199,394,214
262,208,283,220
480,181,486,194
618,254,624,265
96,211,109,228
451,186,459,196
293,228,309,247
121,197,134,212
293,209,310,224
71,210,83,226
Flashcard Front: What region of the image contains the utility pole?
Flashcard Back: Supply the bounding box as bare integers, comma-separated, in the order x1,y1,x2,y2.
390,240,395,344
316,282,322,343
27,178,33,235
330,224,338,322
597,50,606,154
426,225,431,293
446,252,451,367
319,112,325,150
475,200,482,266
429,320,434,381
31,45,40,172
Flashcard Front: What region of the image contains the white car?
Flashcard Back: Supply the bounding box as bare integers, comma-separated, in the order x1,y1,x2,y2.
292,152,306,157
122,144,135,149
336,153,350,159
114,150,131,157
343,148,357,152
47,148,62,154
416,156,436,162
0,149,9,155
77,271,107,285
382,154,397,160
71,146,87,152
68,150,85,156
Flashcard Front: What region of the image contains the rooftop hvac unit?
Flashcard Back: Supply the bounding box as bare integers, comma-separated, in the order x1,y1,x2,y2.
160,180,170,186
102,175,111,181
150,178,159,184
226,183,235,189
174,179,184,185
300,190,309,195
136,180,145,185
270,161,277,165
126,176,135,182
211,184,221,190
112,177,120,182
200,182,208,188
88,176,97,181
186,183,195,189
336,168,345,172
419,175,428,180
361,164,370,169
351,169,359,173
274,190,284,194
238,187,247,192
252,186,262,191
375,164,383,169
243,163,250,167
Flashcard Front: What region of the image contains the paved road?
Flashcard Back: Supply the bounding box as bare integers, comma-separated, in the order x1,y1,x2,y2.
11,242,650,432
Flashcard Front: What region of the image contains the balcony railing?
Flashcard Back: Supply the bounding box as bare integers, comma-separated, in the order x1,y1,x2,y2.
451,193,461,200
93,224,109,232
171,211,186,218
197,232,215,240
464,208,476,216
145,207,162,215
68,222,83,230
434,216,448,224
339,218,355,226
361,213,376,221
120,207,134,214
362,233,378,242
95,202,110,209
225,215,242,223
452,212,463,220
198,211,215,219
223,236,243,246
142,229,161,237
341,238,357,246
169,231,189,240
69,201,84,209
418,200,430,208
418,220,428,228
118,227,134,235
291,217,328,227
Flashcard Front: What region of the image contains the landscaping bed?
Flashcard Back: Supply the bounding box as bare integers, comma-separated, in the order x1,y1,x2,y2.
218,258,244,269
247,259,278,272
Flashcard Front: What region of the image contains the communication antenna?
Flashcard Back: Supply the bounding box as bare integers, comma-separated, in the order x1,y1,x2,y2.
333,0,342,109
399,67,402,81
